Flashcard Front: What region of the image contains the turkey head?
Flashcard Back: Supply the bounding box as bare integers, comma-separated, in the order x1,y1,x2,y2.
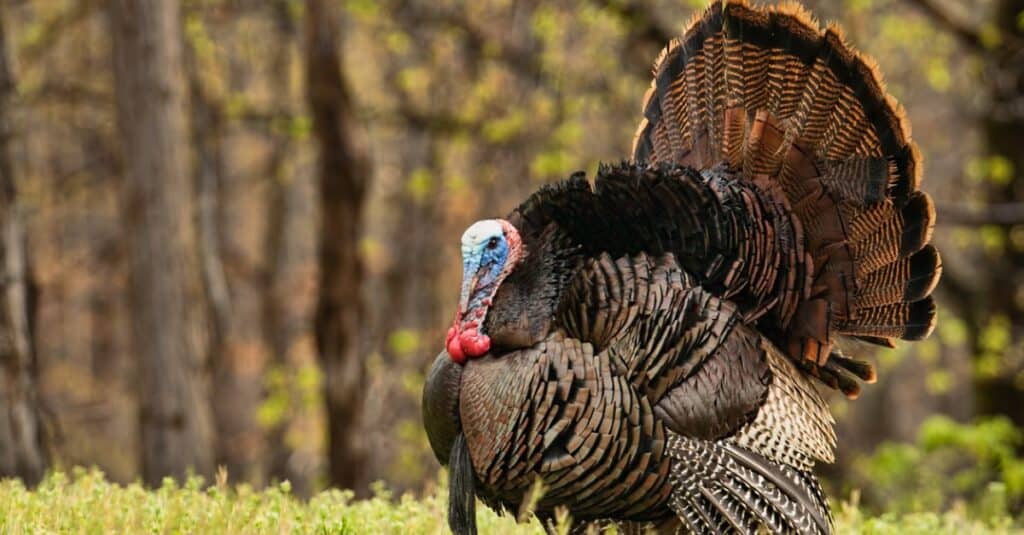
445,219,579,364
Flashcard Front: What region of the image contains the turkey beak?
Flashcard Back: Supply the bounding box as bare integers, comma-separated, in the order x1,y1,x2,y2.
458,259,485,315
457,271,479,316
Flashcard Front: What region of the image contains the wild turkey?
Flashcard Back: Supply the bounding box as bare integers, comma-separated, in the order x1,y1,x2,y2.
422,1,941,534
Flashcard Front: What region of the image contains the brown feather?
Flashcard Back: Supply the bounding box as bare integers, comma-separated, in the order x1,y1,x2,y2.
630,0,940,385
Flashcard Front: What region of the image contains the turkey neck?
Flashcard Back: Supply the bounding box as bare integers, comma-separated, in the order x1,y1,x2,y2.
482,224,581,352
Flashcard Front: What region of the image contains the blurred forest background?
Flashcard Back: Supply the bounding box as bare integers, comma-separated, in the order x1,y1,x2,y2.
1,0,1024,519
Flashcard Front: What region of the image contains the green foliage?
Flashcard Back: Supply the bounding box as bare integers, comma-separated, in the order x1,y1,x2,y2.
0,469,538,534
855,416,1024,519
483,111,528,143
967,155,1015,186
937,317,969,347
0,469,1018,534
269,115,312,140
257,361,323,441
925,56,952,92
405,169,434,204
834,502,1017,534
344,0,380,20
980,23,1004,50
976,316,1013,379
387,328,423,357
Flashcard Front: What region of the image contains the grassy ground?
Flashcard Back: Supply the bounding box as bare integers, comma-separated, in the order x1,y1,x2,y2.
0,469,1018,534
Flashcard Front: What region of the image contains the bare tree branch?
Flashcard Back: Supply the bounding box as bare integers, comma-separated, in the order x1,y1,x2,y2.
904,0,986,52
937,201,1024,226
394,2,543,77
22,82,110,106
590,0,674,49
20,0,104,66
932,258,982,346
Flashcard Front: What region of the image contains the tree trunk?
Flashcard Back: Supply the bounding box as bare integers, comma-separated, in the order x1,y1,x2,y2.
186,32,266,486
305,0,371,493
973,0,1024,424
109,0,214,485
262,0,313,494
261,137,311,493
0,6,46,484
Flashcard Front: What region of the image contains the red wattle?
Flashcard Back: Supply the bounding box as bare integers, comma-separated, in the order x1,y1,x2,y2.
446,325,466,364
444,309,492,363
458,328,491,358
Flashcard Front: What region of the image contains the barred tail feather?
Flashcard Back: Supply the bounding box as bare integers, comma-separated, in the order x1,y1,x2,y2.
666,433,831,535
631,0,939,392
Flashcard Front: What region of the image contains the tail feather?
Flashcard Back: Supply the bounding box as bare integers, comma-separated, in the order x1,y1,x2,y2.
723,452,827,534
848,192,936,277
631,0,939,387
666,432,830,535
719,472,789,532
836,298,937,340
810,346,880,398
679,494,719,534
826,349,877,383
700,486,751,532
897,191,938,257
854,245,942,309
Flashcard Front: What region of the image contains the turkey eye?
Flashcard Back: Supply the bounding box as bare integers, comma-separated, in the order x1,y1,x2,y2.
486,237,499,250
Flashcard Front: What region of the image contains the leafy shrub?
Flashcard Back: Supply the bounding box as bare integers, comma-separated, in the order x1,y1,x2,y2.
0,467,1017,533
855,415,1024,520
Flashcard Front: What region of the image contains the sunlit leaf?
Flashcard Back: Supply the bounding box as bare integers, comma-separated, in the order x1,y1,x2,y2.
925,57,951,92
980,24,1003,49
981,225,1006,254
405,168,433,203
938,317,968,347
925,369,952,395
387,328,421,357
482,110,527,143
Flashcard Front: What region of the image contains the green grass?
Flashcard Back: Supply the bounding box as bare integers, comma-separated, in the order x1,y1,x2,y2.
0,469,1018,534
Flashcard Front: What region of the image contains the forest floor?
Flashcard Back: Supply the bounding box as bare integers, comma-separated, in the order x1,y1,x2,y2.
0,469,1017,534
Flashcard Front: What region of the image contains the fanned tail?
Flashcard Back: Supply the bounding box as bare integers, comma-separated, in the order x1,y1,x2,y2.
631,0,940,394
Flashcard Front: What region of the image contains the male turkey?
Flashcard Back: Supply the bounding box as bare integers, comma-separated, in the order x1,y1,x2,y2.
422,1,941,534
